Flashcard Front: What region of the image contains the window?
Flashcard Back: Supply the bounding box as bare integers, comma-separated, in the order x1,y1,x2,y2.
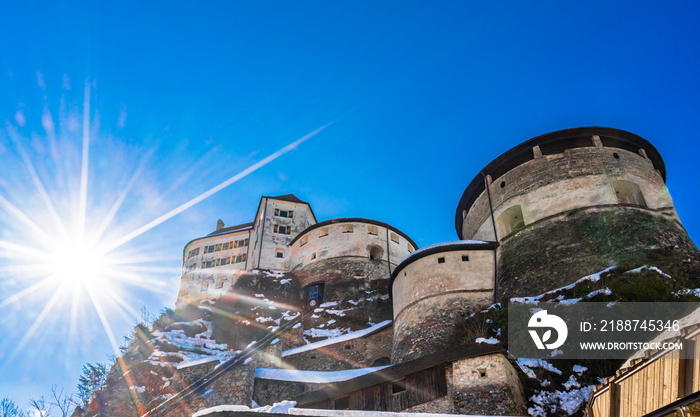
221,257,230,266
274,209,294,218
367,225,378,235
407,244,414,253
274,225,291,235
214,243,222,251
204,245,215,254
308,286,318,298
342,224,353,233
462,255,469,262
187,263,196,271
201,281,209,291
369,245,383,260
204,261,213,268
300,235,308,246
319,227,329,237
437,257,445,264
498,205,525,235
307,284,323,300
187,248,200,258
276,249,285,259
612,180,646,207
222,242,230,250
216,278,224,289
390,232,399,243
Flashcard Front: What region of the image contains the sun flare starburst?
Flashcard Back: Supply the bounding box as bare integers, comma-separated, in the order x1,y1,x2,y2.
0,81,328,371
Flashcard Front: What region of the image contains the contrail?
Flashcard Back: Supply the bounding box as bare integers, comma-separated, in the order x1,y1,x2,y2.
77,82,91,244
102,122,330,253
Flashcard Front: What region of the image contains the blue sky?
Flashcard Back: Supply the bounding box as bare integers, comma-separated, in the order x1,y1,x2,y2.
1,0,700,410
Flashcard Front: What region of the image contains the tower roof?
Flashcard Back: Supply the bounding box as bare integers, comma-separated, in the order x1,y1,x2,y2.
269,193,305,203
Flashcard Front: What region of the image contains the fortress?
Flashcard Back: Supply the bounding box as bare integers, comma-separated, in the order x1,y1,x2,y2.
168,126,697,417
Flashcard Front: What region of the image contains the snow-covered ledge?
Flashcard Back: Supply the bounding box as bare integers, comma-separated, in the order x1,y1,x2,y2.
255,366,390,383
290,408,522,417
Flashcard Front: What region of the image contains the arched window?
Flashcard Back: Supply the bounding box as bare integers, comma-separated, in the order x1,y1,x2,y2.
498,205,525,236
612,180,646,207
368,245,384,260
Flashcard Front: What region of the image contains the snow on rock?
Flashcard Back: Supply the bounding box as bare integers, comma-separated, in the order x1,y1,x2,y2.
254,400,297,413
284,320,392,357
193,405,252,416
511,266,615,304
325,308,354,317
625,265,672,279
193,400,298,416
516,359,562,376
150,319,235,366
303,327,348,339
255,366,390,383
176,356,220,370
675,288,700,297
528,385,595,416
319,301,338,308
572,365,588,375
586,288,612,298
475,337,499,344
563,374,581,390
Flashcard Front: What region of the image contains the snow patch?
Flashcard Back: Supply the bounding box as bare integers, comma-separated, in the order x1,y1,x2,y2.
511,266,615,304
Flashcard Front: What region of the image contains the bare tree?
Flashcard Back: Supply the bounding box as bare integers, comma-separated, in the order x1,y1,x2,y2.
28,396,52,417
49,386,73,417
0,398,25,417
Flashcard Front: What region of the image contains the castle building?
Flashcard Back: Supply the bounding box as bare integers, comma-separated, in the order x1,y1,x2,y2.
168,127,697,417
177,194,318,306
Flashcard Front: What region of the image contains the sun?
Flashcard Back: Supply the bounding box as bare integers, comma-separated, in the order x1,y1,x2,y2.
47,240,112,289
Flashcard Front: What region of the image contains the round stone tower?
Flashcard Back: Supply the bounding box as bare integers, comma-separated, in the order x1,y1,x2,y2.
390,241,498,362
455,126,697,299
289,218,417,321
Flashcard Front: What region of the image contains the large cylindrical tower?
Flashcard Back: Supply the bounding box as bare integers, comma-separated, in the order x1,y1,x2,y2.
455,127,697,298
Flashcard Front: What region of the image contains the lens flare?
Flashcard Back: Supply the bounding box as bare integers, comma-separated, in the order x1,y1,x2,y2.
0,80,329,372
